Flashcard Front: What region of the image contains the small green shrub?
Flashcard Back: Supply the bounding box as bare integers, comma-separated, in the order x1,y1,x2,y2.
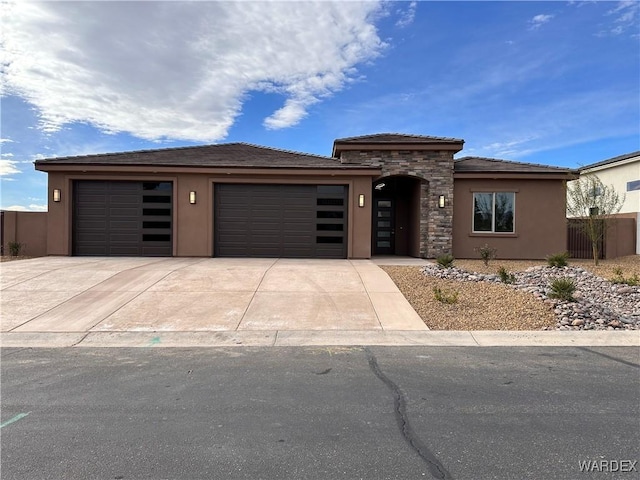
497,266,516,284
433,286,459,304
436,254,455,269
546,252,569,268
611,269,639,286
8,241,23,257
548,277,576,302
475,243,497,266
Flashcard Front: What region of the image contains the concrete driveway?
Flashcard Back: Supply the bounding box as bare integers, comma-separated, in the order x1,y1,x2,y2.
1,257,428,334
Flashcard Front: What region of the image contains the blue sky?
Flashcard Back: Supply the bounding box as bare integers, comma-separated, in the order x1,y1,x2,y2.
1,1,638,211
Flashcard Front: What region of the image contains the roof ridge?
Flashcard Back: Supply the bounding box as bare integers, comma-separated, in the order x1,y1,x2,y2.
334,132,464,142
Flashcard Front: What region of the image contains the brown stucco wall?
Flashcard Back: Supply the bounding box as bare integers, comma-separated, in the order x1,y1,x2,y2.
349,176,374,258
1,210,48,257
176,174,211,257
46,172,70,255
453,178,568,260
42,169,376,258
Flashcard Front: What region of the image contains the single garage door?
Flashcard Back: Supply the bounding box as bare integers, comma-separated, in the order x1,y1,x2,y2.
215,184,347,258
73,180,172,256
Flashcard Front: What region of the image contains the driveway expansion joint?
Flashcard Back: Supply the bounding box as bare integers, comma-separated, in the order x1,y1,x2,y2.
236,258,279,330
349,260,384,330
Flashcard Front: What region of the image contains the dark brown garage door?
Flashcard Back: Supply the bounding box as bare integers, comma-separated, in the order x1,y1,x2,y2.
73,180,172,256
215,184,347,258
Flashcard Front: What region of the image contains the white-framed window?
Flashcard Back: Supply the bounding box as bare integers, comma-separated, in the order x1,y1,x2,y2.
473,192,515,233
627,180,640,192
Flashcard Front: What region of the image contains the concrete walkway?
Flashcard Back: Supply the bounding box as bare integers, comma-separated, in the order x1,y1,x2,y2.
1,257,638,348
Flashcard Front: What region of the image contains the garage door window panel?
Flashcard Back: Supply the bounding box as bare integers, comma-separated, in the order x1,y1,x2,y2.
315,186,346,254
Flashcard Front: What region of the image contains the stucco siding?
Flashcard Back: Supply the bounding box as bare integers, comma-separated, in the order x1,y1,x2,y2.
453,179,568,259
581,159,640,215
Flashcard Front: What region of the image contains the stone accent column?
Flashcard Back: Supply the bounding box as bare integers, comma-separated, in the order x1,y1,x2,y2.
340,150,454,258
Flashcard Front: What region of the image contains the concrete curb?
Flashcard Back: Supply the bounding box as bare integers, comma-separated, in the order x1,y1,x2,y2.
1,330,638,348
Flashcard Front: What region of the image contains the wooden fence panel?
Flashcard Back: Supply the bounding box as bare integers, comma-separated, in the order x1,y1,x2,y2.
567,219,605,259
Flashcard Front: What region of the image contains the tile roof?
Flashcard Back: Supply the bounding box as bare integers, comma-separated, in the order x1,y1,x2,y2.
579,151,640,171
333,133,464,144
454,156,578,174
34,142,368,169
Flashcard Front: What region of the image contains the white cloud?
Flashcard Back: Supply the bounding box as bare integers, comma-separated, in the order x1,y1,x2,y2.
2,204,47,212
396,1,417,28
605,0,639,36
0,138,15,144
264,99,314,130
2,1,385,142
529,14,554,30
480,137,541,158
0,159,21,176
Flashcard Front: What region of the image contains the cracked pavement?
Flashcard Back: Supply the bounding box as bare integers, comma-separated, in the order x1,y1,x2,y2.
1,346,638,479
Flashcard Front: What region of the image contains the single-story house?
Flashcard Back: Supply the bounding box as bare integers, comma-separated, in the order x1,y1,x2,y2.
32,133,578,259
569,151,639,255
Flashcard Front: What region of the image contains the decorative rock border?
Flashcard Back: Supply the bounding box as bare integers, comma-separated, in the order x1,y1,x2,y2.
421,264,640,331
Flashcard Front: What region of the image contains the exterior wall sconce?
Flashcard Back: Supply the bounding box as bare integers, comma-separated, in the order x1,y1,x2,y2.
53,189,61,202
358,194,365,208
438,195,446,208
189,191,197,204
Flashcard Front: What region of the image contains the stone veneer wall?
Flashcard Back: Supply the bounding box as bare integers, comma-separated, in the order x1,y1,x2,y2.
340,150,454,258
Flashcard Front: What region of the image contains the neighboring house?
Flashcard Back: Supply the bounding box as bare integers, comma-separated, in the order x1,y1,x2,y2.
570,151,639,254
31,133,578,260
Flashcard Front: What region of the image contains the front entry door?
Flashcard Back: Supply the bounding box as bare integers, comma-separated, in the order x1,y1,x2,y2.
373,198,394,254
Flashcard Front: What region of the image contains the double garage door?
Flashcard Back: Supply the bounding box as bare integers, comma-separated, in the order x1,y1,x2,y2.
73,181,347,258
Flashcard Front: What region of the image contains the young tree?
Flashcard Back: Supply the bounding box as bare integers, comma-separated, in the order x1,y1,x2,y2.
566,174,624,265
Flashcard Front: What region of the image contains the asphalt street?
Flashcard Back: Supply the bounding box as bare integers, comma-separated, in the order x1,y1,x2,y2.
1,346,639,480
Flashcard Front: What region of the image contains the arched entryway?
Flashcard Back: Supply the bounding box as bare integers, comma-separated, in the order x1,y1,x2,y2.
372,175,424,257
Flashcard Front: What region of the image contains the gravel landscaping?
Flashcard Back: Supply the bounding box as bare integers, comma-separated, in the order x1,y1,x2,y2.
382,255,640,331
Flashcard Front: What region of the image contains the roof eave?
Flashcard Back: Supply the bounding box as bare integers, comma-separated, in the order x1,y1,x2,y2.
579,154,639,172
34,163,382,176
454,171,579,180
